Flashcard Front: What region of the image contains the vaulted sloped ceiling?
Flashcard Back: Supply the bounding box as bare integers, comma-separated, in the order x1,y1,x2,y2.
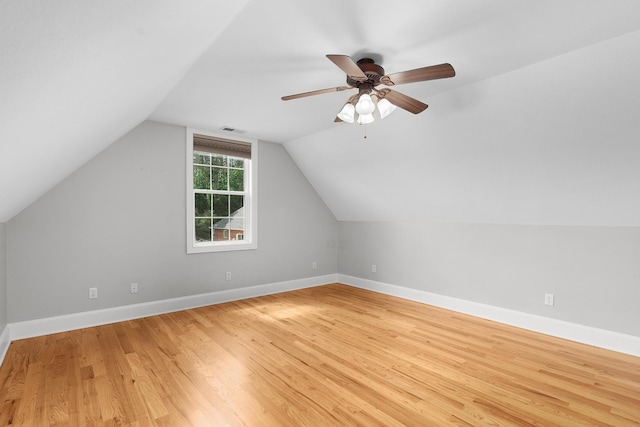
0,0,250,221
2,1,640,225
285,30,640,225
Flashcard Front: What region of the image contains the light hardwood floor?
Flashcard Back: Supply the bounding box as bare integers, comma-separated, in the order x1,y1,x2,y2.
1,284,639,426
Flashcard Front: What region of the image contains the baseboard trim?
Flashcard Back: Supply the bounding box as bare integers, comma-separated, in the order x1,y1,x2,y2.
0,325,10,367
9,274,338,342
4,273,638,365
338,274,640,357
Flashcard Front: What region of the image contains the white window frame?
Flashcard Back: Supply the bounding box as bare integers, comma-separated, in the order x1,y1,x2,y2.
186,128,258,253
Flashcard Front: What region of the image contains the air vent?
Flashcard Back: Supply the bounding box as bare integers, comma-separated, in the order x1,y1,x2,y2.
220,126,245,133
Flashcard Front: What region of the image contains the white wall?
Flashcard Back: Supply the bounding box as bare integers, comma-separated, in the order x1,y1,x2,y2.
6,121,338,323
338,221,640,337
0,223,6,328
0,223,8,361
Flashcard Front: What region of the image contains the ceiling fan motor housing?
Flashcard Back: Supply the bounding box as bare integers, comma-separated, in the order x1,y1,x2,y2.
346,58,385,87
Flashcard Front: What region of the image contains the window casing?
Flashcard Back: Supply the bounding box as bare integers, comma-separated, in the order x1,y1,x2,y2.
186,129,257,253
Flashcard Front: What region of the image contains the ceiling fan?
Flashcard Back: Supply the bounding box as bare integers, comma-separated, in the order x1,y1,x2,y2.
281,54,455,124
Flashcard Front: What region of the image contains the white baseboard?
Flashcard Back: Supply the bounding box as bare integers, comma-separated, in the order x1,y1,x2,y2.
9,274,338,342
0,325,10,367
4,272,638,368
338,274,640,357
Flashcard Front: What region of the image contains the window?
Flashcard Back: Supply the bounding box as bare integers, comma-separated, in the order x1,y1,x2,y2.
186,129,257,253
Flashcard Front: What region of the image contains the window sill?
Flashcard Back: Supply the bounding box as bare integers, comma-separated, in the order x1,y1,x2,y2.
187,241,257,254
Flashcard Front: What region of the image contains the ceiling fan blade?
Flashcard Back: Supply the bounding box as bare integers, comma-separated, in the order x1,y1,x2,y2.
281,86,352,101
381,63,455,86
379,89,428,114
326,54,368,82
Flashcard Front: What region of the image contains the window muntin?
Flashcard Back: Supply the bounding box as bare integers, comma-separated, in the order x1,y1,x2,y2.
187,129,257,253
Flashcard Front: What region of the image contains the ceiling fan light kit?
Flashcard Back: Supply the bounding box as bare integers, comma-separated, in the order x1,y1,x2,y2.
357,113,375,125
377,98,397,119
355,93,375,115
337,103,355,122
282,54,455,125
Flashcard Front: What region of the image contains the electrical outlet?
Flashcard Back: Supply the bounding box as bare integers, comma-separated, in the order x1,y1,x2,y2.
226,271,232,281
89,287,98,299
544,293,555,306
130,282,138,294
312,261,317,270
372,264,377,273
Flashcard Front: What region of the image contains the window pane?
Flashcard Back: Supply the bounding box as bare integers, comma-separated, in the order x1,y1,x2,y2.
194,193,212,217
195,218,212,242
231,217,245,231
211,167,228,191
193,166,211,190
229,200,244,240
213,194,229,216
229,169,244,191
228,158,244,169
211,155,227,166
230,217,244,241
193,153,210,165
230,195,244,215
212,216,245,241
213,218,229,241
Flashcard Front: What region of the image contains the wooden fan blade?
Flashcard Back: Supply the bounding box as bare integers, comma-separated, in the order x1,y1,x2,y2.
326,54,368,82
281,86,352,101
380,89,428,114
381,63,455,86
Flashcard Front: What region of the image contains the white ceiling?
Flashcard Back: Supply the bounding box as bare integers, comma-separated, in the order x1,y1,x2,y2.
2,1,640,224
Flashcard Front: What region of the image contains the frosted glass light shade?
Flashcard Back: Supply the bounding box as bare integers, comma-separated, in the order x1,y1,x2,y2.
357,113,374,125
377,98,397,119
355,94,375,115
337,103,355,123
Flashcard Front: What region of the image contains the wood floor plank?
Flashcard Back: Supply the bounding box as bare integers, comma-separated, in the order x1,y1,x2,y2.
1,283,639,426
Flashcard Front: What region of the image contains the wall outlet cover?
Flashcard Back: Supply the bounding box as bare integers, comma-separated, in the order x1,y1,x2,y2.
544,293,555,306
